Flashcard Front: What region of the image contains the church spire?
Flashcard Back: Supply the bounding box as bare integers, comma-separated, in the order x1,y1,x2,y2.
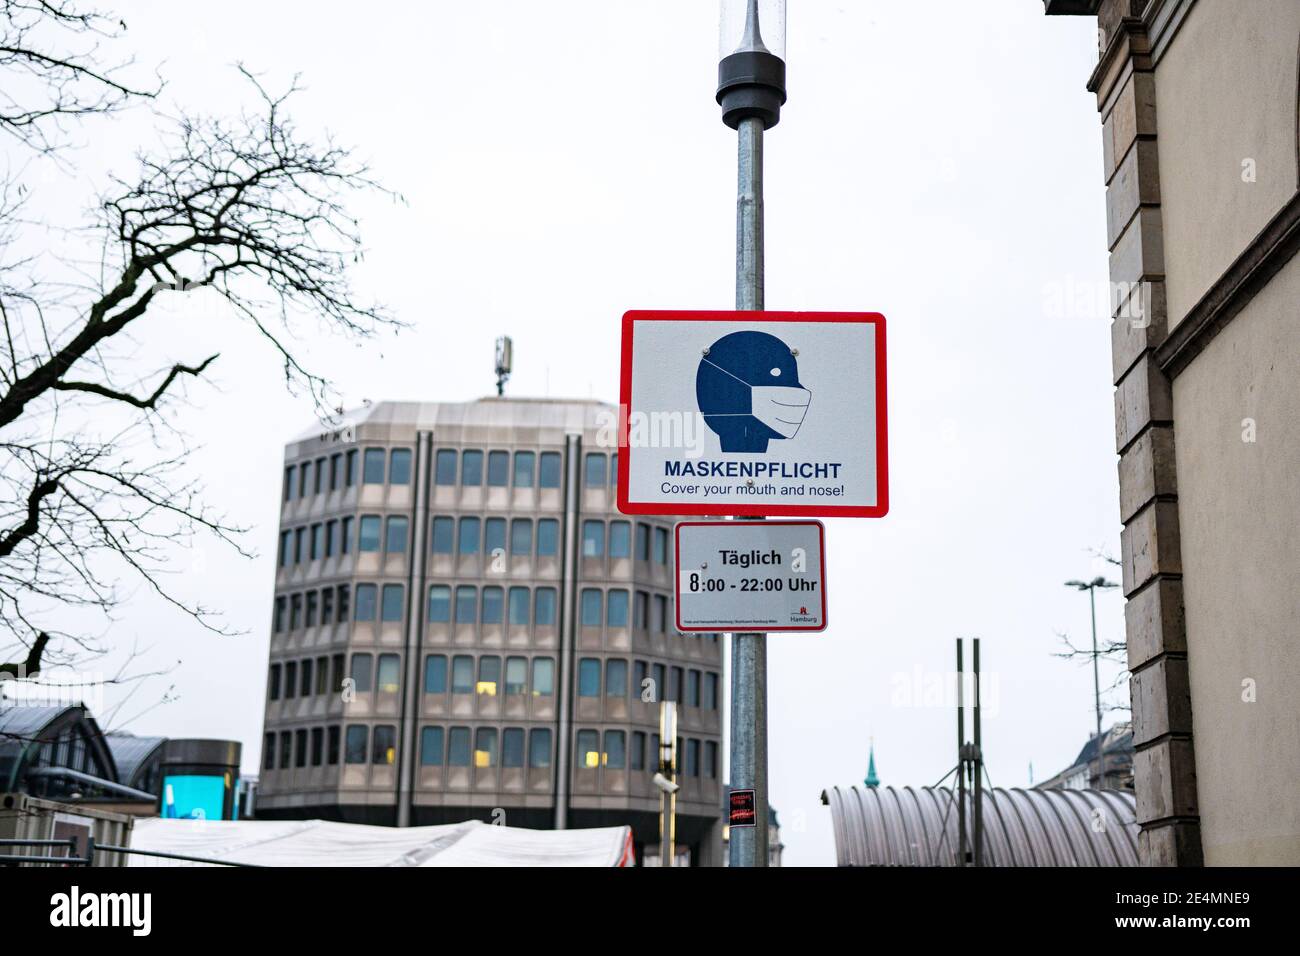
865,739,880,789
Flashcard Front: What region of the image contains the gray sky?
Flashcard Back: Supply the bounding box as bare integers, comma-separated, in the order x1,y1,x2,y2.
16,1,1120,865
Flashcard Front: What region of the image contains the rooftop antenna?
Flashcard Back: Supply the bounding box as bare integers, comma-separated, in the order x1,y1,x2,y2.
494,336,513,397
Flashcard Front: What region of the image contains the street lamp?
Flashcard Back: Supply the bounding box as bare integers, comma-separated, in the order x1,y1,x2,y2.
717,0,787,130
1065,576,1119,788
717,0,786,870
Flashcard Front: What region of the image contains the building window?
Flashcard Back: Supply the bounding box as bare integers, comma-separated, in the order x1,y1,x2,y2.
341,517,354,554
363,448,385,484
685,738,700,777
477,656,500,696
606,589,629,628
372,725,396,765
298,461,310,498
652,664,666,703
376,654,400,694
420,727,444,766
508,587,529,626
325,519,338,558
633,591,648,630
510,518,532,555
529,728,552,769
300,658,313,696
315,656,328,695
606,659,628,698
687,669,701,707
278,530,291,567
513,451,534,488
704,672,719,711
345,449,358,486
430,516,454,554
389,448,412,485
532,657,555,697
434,449,457,485
273,596,287,633
350,653,373,693
284,465,295,501
381,584,404,622
310,727,323,767
584,453,606,488
461,449,483,486
455,586,477,623
502,728,525,768
294,729,308,767
321,588,334,625
354,583,377,621
705,740,718,778
474,728,498,768
610,451,618,484
487,450,509,487
669,666,683,703
314,457,326,495
631,731,646,771
337,584,350,620
605,731,626,769
576,730,600,769
330,452,341,490
580,589,602,627
653,595,667,633
577,658,600,697
636,523,650,561
448,727,471,767
358,515,382,552
539,451,561,489
581,520,604,558
428,585,451,623
633,661,648,699
328,726,340,765
424,655,447,694
451,656,474,694
385,516,408,554
458,516,480,554
331,654,345,694
294,528,305,564
484,517,506,555
279,731,292,769
536,518,558,556
263,733,275,770
608,520,631,558
481,586,503,625
654,526,668,564
284,661,297,698
344,725,367,764
535,587,557,626
504,656,527,695
268,663,281,701
305,591,318,628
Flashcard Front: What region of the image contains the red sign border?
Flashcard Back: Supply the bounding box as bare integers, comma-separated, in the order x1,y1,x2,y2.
617,310,889,518
674,519,828,634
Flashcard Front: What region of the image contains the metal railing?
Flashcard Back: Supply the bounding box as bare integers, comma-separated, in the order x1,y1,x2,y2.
0,836,255,867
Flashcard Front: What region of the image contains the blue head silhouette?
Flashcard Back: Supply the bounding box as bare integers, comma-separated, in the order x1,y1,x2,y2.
696,330,812,453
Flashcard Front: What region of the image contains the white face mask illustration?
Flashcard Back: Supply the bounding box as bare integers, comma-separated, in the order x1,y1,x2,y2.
750,385,812,439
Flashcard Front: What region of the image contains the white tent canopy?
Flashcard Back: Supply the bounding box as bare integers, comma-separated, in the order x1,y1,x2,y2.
128,818,635,867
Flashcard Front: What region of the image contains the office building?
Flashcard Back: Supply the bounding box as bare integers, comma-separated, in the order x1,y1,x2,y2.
256,398,723,863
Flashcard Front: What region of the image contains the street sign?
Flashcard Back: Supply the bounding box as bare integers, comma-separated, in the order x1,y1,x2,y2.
675,520,827,632
617,310,887,518
729,789,757,828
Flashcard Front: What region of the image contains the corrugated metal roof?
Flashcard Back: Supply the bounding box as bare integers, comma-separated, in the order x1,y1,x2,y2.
821,785,1139,866
104,733,165,787
0,704,75,739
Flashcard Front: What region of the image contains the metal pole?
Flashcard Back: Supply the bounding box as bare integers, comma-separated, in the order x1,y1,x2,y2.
1089,585,1103,789
956,638,966,867
729,114,769,868
973,638,983,868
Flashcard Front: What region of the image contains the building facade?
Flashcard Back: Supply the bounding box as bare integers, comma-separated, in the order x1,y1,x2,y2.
1044,0,1300,864
257,399,723,862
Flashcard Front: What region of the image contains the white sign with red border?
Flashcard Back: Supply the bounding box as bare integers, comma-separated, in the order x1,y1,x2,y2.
675,520,827,633
617,311,887,518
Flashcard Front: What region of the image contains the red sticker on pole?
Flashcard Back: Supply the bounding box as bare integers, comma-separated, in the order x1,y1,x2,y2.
729,788,758,828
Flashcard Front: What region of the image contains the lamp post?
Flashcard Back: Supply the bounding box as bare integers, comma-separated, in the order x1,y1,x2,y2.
717,0,786,869
1065,576,1119,788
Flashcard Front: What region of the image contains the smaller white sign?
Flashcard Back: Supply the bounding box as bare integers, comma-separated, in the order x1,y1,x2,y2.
675,520,826,633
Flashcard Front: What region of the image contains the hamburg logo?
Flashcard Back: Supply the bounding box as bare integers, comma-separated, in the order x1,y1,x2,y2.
696,330,812,453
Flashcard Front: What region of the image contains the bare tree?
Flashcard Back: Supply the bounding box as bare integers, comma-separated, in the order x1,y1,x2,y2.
0,3,399,675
